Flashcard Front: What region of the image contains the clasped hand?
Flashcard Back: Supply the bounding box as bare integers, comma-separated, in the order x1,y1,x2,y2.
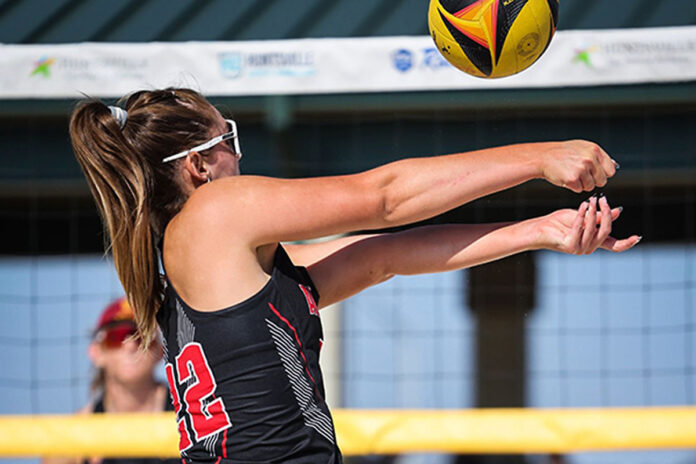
528,140,640,255
533,194,641,255
540,140,619,193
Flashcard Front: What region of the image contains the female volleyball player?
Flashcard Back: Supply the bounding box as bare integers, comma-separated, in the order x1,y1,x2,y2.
70,88,639,463
42,297,179,464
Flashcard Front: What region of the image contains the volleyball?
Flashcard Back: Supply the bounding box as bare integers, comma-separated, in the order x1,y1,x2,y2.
428,0,559,78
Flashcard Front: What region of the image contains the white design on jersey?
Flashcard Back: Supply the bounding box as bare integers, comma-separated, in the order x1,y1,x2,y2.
160,327,169,361
176,299,196,351
265,318,335,444
203,432,219,454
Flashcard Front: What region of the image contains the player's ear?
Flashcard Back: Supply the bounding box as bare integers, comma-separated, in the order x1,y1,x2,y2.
184,151,210,183
88,341,105,367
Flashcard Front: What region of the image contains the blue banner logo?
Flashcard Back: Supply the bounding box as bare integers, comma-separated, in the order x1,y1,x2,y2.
219,52,243,79
392,49,413,72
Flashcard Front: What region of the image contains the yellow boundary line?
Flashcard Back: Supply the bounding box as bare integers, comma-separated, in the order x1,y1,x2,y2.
0,408,695,457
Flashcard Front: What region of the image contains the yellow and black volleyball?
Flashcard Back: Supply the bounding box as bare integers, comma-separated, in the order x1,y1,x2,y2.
428,0,559,78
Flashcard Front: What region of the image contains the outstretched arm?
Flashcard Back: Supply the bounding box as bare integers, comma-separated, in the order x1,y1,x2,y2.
171,140,619,313
308,195,639,308
192,140,617,247
361,139,616,229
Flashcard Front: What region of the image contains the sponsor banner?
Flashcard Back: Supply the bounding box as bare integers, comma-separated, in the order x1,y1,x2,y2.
1,26,695,99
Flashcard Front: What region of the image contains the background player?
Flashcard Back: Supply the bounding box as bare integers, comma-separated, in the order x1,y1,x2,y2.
42,297,179,464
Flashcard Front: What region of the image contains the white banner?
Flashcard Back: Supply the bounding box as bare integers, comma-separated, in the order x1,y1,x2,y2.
1,26,695,99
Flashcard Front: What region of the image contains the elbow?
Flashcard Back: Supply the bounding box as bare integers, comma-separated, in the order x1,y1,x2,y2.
368,265,394,288
380,189,402,226
372,246,396,283
378,272,395,284
357,234,396,285
364,168,401,227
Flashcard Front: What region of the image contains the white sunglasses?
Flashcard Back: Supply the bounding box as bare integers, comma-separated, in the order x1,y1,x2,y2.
162,119,242,163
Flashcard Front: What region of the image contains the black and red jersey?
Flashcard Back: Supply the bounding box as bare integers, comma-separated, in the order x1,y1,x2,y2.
157,244,341,463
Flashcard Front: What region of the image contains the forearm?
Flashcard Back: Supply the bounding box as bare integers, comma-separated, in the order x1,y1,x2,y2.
381,220,539,276
308,198,636,307
369,142,548,226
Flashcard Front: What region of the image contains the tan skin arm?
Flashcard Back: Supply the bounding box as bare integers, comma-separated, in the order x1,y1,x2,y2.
189,140,615,245
165,140,620,311
302,197,639,308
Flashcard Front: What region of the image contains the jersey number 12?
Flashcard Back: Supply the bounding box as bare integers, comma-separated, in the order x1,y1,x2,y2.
166,342,232,451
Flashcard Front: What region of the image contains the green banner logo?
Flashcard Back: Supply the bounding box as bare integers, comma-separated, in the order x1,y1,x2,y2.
573,46,598,68
31,56,56,78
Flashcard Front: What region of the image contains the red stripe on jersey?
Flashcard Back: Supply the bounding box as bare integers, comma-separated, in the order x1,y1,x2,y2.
299,284,319,316
268,302,318,386
222,428,228,458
